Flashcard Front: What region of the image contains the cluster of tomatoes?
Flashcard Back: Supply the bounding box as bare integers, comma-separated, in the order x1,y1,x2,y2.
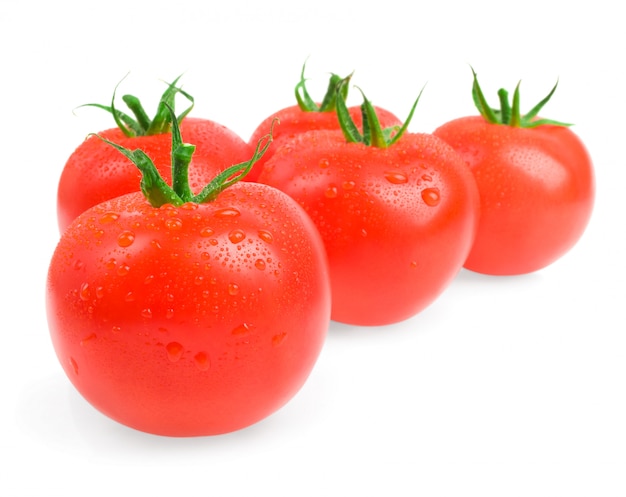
46,65,595,437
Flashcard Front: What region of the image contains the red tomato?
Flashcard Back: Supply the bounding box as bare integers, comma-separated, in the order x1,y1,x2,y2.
57,78,253,232
46,118,331,436
245,64,401,182
258,89,480,326
433,71,595,275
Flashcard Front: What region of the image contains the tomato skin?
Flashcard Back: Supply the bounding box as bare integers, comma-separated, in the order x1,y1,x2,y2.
245,105,401,182
46,182,330,436
57,117,253,233
257,130,480,326
433,116,595,275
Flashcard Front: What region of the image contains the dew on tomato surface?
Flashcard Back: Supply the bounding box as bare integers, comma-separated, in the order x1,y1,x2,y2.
255,259,266,270
232,323,252,336
342,180,356,190
166,342,184,362
69,357,79,375
99,212,120,224
165,218,183,231
421,187,440,207
141,308,153,319
228,283,240,295
214,207,241,219
200,226,215,237
80,333,96,346
325,185,338,198
272,332,287,347
384,171,408,184
258,230,273,244
117,263,131,276
319,158,330,168
117,230,135,247
228,229,246,244
79,283,90,301
194,352,211,371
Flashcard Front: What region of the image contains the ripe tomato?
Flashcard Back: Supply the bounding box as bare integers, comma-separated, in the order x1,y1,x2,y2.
57,76,253,232
433,70,595,275
245,62,401,182
258,87,480,326
46,116,331,436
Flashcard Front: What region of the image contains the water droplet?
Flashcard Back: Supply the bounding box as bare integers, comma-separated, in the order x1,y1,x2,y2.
214,207,241,218
410,261,418,269
360,228,368,237
200,226,215,237
141,308,153,319
255,259,266,270
80,333,96,346
180,202,198,211
258,230,273,244
228,283,240,295
342,180,356,190
79,283,91,301
99,212,119,224
272,332,287,347
95,286,104,299
151,240,162,250
117,230,135,247
228,229,246,244
166,308,175,319
421,174,433,182
125,291,135,302
384,171,408,184
165,218,183,231
166,342,184,362
319,158,330,168
194,352,211,371
73,259,84,270
69,357,79,374
232,323,252,335
325,185,338,198
117,263,130,276
112,326,121,334
421,187,440,207
144,275,155,285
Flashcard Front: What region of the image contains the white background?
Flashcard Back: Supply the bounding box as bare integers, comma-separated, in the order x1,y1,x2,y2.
2,1,624,495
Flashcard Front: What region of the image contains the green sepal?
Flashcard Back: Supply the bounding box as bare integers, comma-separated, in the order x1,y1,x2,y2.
91,134,184,207
336,80,422,148
76,74,194,137
470,67,572,128
294,60,352,112
94,106,275,208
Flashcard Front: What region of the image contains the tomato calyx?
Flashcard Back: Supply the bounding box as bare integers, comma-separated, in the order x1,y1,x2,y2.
94,106,274,207
294,60,352,112
470,67,571,128
77,74,194,138
336,81,422,148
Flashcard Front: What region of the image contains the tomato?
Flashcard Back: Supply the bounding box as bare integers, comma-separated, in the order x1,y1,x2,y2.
433,70,595,275
46,116,331,436
57,76,253,232
245,62,401,182
258,87,480,326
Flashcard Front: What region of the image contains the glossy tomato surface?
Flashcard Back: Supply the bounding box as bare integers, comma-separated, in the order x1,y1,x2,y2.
46,182,331,436
57,117,253,232
434,117,595,275
246,105,401,181
258,130,480,326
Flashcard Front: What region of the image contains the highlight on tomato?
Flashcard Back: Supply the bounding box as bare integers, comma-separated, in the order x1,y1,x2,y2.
258,83,480,326
245,61,402,182
433,68,595,275
46,111,331,437
57,74,253,232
